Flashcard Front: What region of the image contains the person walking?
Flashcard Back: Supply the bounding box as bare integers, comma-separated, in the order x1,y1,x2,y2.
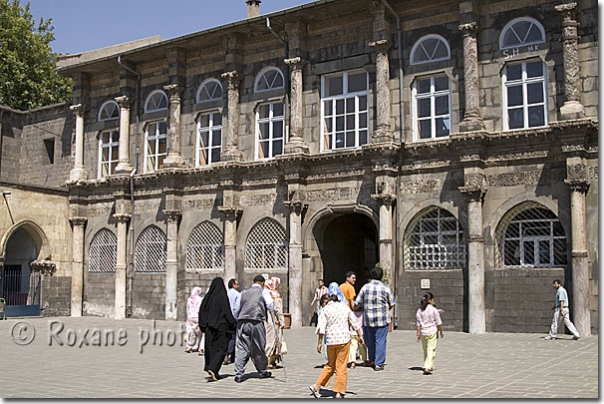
339,272,357,309
309,293,364,399
545,279,580,340
348,309,366,369
233,275,275,383
225,278,241,365
353,266,395,371
264,276,285,369
185,286,203,354
416,292,444,375
198,277,237,381
310,279,328,326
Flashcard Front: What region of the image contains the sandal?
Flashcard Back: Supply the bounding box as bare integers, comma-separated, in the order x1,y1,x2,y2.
309,385,319,398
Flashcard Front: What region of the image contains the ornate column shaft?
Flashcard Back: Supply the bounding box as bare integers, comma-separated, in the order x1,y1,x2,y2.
284,57,310,154
221,71,243,161
369,40,393,143
458,23,485,132
218,206,241,284
115,96,133,174
371,181,396,292
69,104,87,181
70,217,87,317
164,209,181,320
163,85,185,167
556,2,585,119
284,186,306,329
114,213,130,319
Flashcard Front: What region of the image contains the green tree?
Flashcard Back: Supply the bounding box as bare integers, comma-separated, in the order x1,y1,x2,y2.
0,0,72,110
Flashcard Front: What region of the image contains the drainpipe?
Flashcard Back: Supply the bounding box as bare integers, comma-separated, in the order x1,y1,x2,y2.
381,0,405,139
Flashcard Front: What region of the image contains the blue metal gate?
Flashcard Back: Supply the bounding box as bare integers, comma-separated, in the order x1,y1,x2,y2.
1,264,41,316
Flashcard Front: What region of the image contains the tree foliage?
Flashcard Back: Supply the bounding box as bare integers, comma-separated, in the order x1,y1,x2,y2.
0,0,72,110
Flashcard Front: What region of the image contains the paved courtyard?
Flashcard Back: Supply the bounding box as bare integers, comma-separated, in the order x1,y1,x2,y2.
0,316,597,399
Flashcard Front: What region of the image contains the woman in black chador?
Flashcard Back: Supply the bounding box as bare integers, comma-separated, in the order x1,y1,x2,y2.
198,277,237,381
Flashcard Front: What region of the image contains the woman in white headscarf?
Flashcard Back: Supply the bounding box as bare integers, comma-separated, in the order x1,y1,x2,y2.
185,286,203,353
264,276,286,369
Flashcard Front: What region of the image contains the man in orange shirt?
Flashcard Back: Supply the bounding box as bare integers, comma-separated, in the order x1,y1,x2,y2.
339,271,356,310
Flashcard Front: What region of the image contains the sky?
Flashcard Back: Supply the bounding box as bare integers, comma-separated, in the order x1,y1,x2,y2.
25,0,315,55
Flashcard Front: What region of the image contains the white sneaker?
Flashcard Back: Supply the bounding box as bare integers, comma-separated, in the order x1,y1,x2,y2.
545,336,556,340
572,335,580,340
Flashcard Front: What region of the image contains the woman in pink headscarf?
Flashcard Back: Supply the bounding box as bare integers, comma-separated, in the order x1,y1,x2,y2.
264,276,286,369
185,286,203,353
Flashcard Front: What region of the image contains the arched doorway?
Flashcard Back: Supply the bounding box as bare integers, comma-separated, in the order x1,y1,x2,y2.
317,213,378,294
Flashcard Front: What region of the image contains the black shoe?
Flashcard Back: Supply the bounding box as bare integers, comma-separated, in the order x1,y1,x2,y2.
258,371,272,379
234,376,244,383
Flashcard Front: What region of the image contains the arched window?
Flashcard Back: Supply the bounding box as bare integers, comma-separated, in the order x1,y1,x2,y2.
144,90,169,113
134,226,166,273
496,203,567,268
410,35,451,65
186,221,224,270
98,100,120,121
244,218,288,270
500,17,545,50
254,67,285,92
405,207,466,269
196,79,223,103
88,229,117,273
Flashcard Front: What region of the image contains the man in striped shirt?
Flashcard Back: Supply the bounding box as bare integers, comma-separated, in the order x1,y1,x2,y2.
353,267,395,371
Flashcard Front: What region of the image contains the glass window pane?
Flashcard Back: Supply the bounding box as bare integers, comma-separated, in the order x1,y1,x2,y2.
259,123,269,140
273,102,284,117
539,240,550,265
508,108,524,129
348,72,367,93
553,222,565,237
199,114,210,127
418,98,431,118
435,95,449,115
507,85,523,107
259,104,270,119
418,79,431,94
553,239,567,265
346,97,355,113
346,114,356,130
335,132,345,148
336,116,345,131
273,121,284,138
212,130,221,146
345,132,355,148
504,240,520,265
528,106,545,127
199,131,209,147
506,64,522,81
259,141,269,159
336,99,345,114
359,130,368,145
434,76,449,92
527,83,544,104
435,118,450,137
419,119,432,139
523,240,535,265
326,76,344,96
213,113,222,125
211,148,221,164
273,140,283,156
325,117,333,133
505,222,519,238
526,61,543,78
158,138,167,154
359,112,367,129
159,121,168,134
324,100,333,115
358,95,367,111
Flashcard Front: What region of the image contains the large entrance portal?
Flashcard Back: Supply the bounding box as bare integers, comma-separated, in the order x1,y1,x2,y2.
318,213,378,295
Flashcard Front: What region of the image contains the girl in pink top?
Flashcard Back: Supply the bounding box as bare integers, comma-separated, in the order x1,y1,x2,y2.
415,292,444,375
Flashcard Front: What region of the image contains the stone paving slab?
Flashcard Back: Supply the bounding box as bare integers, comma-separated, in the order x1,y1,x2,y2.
0,317,597,399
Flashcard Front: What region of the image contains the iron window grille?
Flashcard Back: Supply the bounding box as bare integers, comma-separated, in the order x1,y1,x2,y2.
134,226,167,273
244,218,288,270
89,229,117,273
196,112,222,166
186,221,224,270
407,208,467,269
496,203,567,268
412,75,451,140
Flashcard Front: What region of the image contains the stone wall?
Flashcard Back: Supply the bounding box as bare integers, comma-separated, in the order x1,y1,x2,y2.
42,275,71,317
130,273,165,320
83,273,115,317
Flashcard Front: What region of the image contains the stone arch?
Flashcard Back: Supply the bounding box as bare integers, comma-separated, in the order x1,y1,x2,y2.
0,220,51,264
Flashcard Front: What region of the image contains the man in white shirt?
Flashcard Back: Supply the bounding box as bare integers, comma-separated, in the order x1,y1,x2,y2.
545,279,580,340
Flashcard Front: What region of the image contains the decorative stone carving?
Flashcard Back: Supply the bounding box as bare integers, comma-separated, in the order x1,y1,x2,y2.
459,173,486,201
221,71,243,162
564,180,590,194
163,84,185,168
113,213,131,223
163,209,182,223
30,260,57,276
69,217,88,227
567,163,587,182
458,22,485,132
284,57,310,154
369,39,393,143
218,205,243,220
400,179,442,194
69,103,85,117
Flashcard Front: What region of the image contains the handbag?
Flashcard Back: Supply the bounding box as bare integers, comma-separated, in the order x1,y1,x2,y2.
280,341,288,355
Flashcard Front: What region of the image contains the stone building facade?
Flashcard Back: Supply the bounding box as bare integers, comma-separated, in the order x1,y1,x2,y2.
0,0,598,334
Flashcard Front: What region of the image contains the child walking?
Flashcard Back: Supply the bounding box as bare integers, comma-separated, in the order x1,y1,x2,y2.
416,292,443,375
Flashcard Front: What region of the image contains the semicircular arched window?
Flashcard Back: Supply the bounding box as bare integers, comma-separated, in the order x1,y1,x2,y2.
144,90,169,113
495,202,567,268
405,207,466,269
88,229,117,273
98,100,120,122
134,225,166,273
244,218,288,270
196,79,223,103
254,67,285,92
500,17,545,50
410,35,451,65
186,221,224,270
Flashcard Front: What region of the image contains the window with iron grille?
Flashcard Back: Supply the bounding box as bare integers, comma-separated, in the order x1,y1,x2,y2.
406,208,467,269
134,226,166,273
186,221,224,270
496,203,567,268
244,218,288,270
89,229,117,273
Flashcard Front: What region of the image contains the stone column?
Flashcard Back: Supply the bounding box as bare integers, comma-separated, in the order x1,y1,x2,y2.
70,217,87,317
371,172,396,290
219,207,240,283
369,39,393,143
220,71,243,162
556,2,585,119
565,174,591,336
114,96,133,174
114,213,130,319
163,84,185,168
459,180,486,334
458,23,485,132
284,187,306,329
164,209,181,320
284,57,310,154
69,104,87,181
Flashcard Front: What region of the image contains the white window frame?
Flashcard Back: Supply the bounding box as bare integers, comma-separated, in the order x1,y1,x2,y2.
196,111,222,166
255,101,285,160
144,121,168,173
499,17,546,50
196,79,223,103
98,100,120,122
321,70,369,151
502,60,548,131
412,75,452,141
98,129,120,178
144,90,169,113
410,34,451,65
254,67,285,93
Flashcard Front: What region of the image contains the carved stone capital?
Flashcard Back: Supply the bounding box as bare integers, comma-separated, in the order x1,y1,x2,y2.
284,200,308,215
114,95,132,109
458,185,486,202
555,2,577,14
218,206,243,220
458,22,478,36
567,163,587,182
113,213,131,224
163,209,182,222
221,70,241,89
30,259,57,276
163,84,183,103
369,39,391,54
564,179,590,194
371,193,396,205
69,104,85,117
284,57,306,70
69,216,88,227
